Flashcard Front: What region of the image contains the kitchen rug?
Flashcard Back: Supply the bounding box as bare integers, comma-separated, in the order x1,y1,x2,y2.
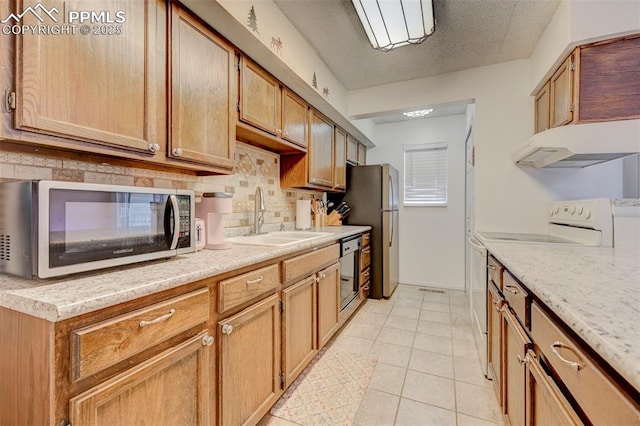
270,347,378,425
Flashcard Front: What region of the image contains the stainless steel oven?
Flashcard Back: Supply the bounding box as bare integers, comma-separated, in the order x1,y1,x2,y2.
0,180,194,279
339,235,361,319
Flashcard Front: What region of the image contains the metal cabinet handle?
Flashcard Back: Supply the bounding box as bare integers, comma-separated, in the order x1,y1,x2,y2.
221,324,234,335
363,284,370,291
362,247,371,254
492,300,501,312
139,309,175,328
148,143,160,153
201,335,214,346
362,270,370,277
318,272,326,279
173,148,183,156
276,128,282,134
504,285,519,294
487,264,497,270
246,275,264,285
551,341,585,371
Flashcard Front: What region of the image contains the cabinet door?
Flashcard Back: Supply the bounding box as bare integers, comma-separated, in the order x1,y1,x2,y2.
525,350,583,426
282,88,308,148
282,276,317,388
316,262,340,348
550,55,575,128
334,127,347,190
16,0,161,154
487,284,503,407
346,135,359,165
170,4,235,169
502,307,532,426
240,57,282,136
308,110,334,188
70,332,212,426
218,294,281,426
534,82,551,134
358,143,367,166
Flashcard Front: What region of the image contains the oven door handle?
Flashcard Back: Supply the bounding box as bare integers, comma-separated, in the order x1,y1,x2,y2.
166,195,180,250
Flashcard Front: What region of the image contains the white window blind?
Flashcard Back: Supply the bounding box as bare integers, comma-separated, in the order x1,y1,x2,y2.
404,142,448,206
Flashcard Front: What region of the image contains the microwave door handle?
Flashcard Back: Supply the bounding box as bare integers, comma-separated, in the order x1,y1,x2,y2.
167,195,180,250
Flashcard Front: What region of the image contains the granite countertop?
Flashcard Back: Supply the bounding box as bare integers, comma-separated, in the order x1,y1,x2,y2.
0,226,370,322
479,238,640,392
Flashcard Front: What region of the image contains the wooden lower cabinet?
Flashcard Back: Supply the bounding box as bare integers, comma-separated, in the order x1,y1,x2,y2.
502,307,532,426
316,262,340,348
282,276,317,388
70,331,212,425
487,283,503,405
218,294,281,426
525,350,582,426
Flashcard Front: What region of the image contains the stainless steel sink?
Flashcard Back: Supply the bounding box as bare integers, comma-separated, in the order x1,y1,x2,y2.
228,231,333,247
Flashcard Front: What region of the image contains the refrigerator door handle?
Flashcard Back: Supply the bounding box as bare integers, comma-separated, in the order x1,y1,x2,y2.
389,211,394,247
389,174,395,210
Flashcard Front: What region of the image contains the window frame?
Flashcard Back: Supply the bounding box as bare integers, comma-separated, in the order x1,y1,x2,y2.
403,141,448,207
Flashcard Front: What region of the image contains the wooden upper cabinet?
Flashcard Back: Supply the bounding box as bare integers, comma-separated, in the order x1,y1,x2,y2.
358,143,367,166
309,109,335,188
334,127,347,190
239,56,282,136
169,3,235,170
70,332,212,426
346,135,359,164
15,0,161,154
282,88,309,148
578,35,640,123
534,82,551,134
549,55,575,128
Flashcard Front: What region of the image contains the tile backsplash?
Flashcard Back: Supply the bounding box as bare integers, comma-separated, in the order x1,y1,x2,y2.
0,142,322,236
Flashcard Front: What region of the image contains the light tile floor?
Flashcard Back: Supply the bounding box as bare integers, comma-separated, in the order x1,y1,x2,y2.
262,284,503,426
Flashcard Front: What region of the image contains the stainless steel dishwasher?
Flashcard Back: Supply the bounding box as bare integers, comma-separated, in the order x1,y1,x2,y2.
338,235,361,321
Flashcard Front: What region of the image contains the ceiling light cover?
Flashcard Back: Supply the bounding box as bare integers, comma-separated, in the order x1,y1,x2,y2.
403,108,433,118
352,0,435,52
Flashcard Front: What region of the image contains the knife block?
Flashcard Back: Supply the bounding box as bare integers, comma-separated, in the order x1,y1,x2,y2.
326,210,342,226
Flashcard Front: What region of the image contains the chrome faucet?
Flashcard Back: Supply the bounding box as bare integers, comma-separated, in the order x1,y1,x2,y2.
254,186,266,235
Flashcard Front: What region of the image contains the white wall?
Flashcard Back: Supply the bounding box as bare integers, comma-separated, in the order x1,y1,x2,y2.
349,58,624,234
368,115,468,290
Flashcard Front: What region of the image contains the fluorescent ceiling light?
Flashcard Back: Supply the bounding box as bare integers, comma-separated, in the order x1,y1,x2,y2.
403,108,433,118
352,0,435,52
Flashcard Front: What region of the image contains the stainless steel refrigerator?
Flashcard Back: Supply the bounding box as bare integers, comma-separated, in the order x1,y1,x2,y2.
342,164,399,299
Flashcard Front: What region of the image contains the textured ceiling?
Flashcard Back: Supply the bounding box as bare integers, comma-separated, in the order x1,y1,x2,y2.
274,0,560,91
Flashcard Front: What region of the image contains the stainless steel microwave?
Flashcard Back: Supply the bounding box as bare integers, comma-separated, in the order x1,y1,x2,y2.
0,180,194,279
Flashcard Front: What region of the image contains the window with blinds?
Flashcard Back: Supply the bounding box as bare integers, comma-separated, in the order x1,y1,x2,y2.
403,142,448,206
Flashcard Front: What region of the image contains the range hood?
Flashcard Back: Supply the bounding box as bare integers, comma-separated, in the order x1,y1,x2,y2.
513,119,640,168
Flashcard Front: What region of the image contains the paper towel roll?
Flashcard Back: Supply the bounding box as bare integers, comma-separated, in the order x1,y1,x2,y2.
296,200,311,230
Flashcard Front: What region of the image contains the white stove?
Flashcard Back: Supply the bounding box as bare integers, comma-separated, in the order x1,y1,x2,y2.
469,198,639,379
478,198,616,247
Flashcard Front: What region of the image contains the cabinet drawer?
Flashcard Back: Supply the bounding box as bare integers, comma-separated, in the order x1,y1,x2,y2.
219,264,279,313
360,267,371,286
360,245,371,270
361,232,371,248
503,271,529,328
531,303,640,425
282,244,339,284
72,288,210,381
487,255,503,290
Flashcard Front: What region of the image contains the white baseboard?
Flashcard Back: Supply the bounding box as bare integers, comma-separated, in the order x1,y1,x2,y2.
400,279,464,292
